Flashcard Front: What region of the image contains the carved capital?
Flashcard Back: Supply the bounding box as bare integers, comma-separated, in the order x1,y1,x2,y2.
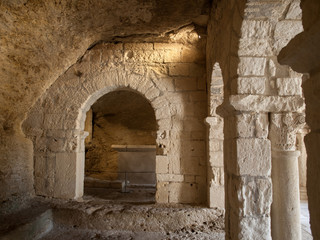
270,113,305,151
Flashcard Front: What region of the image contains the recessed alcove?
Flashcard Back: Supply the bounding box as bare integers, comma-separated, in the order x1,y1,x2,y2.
83,90,157,203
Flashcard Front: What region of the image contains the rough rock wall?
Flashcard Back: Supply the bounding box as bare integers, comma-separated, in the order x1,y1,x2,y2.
207,0,304,239
85,90,157,180
0,0,209,203
279,0,320,238
0,131,34,202
23,39,208,204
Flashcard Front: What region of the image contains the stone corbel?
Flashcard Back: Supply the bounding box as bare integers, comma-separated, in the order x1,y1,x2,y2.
270,112,305,151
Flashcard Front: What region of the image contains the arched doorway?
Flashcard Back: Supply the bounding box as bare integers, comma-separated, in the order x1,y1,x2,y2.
83,90,158,203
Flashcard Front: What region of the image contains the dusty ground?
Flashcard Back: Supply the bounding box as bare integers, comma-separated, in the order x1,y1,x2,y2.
1,196,225,240
41,227,224,240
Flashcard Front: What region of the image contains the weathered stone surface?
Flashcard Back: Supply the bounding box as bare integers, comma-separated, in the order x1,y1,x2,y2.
209,185,225,208
236,113,268,139
209,151,224,167
236,77,266,95
156,156,169,174
237,38,273,57
236,139,271,176
285,1,302,20
240,20,272,39
276,77,302,96
274,20,303,53
230,213,271,240
168,182,202,203
229,176,272,217
230,95,305,112
237,57,267,76
244,2,287,21
174,77,198,91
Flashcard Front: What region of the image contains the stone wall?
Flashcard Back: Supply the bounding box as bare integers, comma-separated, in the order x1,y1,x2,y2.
207,0,304,239
23,40,209,205
0,130,34,202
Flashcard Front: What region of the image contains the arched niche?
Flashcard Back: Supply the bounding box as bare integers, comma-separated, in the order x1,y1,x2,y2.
83,89,158,202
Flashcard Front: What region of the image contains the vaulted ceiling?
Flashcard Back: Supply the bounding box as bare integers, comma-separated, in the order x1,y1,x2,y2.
0,0,210,131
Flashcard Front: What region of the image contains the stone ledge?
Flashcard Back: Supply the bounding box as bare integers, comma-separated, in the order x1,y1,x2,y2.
230,95,304,112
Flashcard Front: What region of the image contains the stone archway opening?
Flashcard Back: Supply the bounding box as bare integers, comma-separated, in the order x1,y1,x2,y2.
83,89,158,203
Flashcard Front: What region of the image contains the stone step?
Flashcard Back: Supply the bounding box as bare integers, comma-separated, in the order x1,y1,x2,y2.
0,209,53,240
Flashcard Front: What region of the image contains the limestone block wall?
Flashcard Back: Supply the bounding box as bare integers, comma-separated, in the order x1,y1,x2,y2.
23,41,208,204
207,0,304,239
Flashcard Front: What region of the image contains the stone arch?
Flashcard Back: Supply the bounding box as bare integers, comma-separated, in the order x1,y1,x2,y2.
23,42,208,204
22,45,174,200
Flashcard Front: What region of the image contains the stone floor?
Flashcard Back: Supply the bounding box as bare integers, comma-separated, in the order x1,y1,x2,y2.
301,201,313,240
0,197,314,240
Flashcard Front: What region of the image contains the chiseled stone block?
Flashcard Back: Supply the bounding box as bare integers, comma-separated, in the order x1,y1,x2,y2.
175,77,198,91
156,156,169,174
229,176,272,217
169,63,190,76
274,20,303,53
54,152,77,199
236,138,271,176
276,77,302,96
169,182,197,203
237,38,273,57
236,113,268,139
209,151,224,167
238,57,267,76
157,174,184,182
156,181,169,203
209,185,225,208
241,20,272,39
230,210,271,240
237,77,266,94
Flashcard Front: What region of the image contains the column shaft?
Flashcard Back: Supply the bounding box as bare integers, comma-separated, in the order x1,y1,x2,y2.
271,150,301,240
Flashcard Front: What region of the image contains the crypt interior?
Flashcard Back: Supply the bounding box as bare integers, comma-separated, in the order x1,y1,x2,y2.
0,0,320,239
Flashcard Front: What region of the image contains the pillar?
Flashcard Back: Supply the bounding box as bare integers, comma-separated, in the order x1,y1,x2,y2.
296,127,309,200
205,116,224,208
270,112,305,240
223,108,272,240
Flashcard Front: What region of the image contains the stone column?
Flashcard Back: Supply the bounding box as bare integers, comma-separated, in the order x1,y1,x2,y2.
270,113,305,240
296,127,309,201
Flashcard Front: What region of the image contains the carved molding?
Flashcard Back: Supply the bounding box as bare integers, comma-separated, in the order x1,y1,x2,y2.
270,113,305,151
